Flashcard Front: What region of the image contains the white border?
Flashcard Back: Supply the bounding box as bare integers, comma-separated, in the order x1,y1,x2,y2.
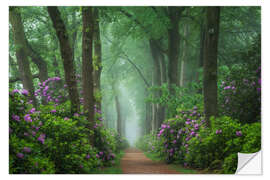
7,0,262,6
1,0,269,180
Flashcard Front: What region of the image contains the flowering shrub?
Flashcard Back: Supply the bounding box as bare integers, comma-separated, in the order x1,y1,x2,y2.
35,77,68,104
218,36,261,124
9,88,128,173
137,105,261,174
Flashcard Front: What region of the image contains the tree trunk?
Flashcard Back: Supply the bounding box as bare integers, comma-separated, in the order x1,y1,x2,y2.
168,7,182,95
93,8,102,109
149,39,165,131
196,21,206,94
81,7,95,144
53,55,61,78
25,42,48,83
203,7,220,128
9,7,37,107
10,7,49,85
71,11,78,65
47,6,80,113
159,48,167,85
180,20,189,87
145,98,152,134
115,95,122,136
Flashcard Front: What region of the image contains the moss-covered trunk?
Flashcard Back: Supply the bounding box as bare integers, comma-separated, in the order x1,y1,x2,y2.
93,8,102,110
47,6,80,113
81,7,95,144
9,7,37,107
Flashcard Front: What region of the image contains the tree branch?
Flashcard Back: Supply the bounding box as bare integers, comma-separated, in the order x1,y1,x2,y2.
104,35,150,88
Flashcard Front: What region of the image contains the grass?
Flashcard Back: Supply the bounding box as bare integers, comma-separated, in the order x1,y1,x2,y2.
144,151,163,162
144,151,199,174
169,164,198,174
90,150,125,174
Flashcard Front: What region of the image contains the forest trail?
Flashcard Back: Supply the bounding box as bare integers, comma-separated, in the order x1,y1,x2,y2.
120,147,180,174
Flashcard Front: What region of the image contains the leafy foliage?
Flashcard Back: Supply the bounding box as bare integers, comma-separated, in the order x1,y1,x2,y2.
9,89,128,174
137,107,261,174
218,35,261,124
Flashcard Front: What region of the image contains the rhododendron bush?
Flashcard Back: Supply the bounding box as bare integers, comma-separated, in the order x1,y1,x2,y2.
9,84,128,174
136,106,261,174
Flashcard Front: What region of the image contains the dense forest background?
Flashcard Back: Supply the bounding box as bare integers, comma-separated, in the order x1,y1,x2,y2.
8,6,261,174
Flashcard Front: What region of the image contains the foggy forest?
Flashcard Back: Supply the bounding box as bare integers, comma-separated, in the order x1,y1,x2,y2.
9,6,261,174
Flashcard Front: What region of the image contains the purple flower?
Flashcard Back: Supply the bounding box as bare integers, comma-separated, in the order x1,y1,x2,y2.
74,113,79,117
12,89,20,94
96,154,100,158
185,121,191,125
23,147,31,153
24,132,29,136
16,153,24,159
22,89,29,96
258,78,261,85
32,131,36,136
175,115,179,118
44,86,49,91
224,86,231,90
29,108,36,114
236,131,242,137
99,152,104,155
86,154,90,159
173,140,177,144
12,115,20,122
190,131,196,136
54,77,61,81
37,134,46,144
110,153,116,158
216,129,222,134
161,124,166,129
24,114,32,122
51,109,57,113
64,117,69,121
170,129,174,134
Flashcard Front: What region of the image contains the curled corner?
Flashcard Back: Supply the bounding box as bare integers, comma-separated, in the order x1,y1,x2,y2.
235,150,262,174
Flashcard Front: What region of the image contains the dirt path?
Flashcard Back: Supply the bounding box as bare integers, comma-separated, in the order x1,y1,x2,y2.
120,147,180,174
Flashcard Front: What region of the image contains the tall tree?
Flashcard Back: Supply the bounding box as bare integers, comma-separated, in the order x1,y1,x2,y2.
47,6,80,113
93,8,102,109
9,7,37,107
81,7,95,143
167,7,185,95
180,10,190,87
203,7,220,128
149,39,165,130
